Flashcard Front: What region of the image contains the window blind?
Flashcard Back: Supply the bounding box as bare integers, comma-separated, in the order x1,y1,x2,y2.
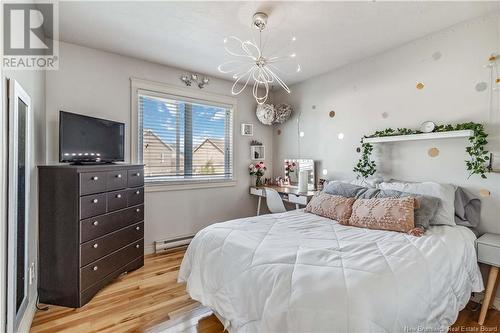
138,90,233,182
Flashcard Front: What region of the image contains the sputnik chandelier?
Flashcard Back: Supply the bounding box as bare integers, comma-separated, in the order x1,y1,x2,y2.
218,12,300,104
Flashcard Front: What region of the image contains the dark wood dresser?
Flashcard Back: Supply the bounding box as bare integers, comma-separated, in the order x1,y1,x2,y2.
38,164,145,308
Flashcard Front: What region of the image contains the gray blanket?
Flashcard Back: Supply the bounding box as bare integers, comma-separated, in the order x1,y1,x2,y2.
454,187,481,228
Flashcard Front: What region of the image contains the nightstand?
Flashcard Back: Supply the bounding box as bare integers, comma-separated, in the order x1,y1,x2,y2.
476,233,500,325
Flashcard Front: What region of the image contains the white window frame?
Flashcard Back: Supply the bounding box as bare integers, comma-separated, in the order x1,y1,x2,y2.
130,77,237,192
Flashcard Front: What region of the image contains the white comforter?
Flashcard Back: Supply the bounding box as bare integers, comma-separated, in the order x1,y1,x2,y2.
179,210,483,333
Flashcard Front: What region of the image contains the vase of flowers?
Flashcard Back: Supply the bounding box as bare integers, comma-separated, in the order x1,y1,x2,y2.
249,162,267,187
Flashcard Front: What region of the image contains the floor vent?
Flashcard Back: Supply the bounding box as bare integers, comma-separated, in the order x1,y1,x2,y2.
154,235,194,253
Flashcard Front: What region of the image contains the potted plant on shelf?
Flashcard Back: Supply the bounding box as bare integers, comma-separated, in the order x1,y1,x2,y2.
249,162,267,187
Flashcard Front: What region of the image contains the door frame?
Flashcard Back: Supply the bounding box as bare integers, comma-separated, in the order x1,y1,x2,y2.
6,79,31,333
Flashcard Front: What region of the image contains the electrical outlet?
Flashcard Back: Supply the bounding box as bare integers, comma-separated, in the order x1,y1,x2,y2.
29,262,35,285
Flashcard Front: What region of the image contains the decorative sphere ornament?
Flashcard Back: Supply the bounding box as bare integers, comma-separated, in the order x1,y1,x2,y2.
256,103,275,125
273,104,293,124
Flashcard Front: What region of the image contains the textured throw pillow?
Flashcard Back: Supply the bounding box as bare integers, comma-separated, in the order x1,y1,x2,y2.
348,197,416,233
361,189,439,229
326,182,439,229
379,181,456,226
305,193,356,224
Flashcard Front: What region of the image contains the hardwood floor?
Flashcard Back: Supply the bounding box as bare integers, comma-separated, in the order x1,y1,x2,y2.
31,248,500,332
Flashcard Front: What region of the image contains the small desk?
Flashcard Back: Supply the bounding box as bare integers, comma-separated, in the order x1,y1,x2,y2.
250,185,317,215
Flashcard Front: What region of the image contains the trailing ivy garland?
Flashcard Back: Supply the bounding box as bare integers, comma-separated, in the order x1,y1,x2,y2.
354,122,489,179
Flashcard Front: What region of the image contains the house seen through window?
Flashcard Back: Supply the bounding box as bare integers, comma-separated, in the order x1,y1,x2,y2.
138,92,233,182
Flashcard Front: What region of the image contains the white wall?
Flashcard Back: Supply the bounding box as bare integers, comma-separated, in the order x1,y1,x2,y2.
273,13,500,234
45,42,273,250
2,68,46,331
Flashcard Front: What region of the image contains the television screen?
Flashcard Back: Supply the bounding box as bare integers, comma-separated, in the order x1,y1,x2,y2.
59,111,125,163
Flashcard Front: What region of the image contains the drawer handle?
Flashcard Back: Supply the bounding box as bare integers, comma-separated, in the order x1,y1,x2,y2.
93,243,98,248
135,244,140,249
93,266,98,271
93,221,99,226
135,190,140,195
116,174,122,178
116,194,122,198
92,198,99,203
135,172,141,176
136,208,140,213
136,226,140,231
91,176,99,181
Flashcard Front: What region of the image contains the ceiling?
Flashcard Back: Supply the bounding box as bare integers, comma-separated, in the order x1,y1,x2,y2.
58,1,499,85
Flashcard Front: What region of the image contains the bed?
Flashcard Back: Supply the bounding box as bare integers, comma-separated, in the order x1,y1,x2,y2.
178,209,483,333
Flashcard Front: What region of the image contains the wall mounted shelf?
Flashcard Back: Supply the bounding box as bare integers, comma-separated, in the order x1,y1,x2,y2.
362,130,474,144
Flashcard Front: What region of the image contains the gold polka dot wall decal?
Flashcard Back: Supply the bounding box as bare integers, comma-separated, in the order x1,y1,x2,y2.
382,112,389,119
277,129,282,135
475,82,488,92
479,189,491,198
416,82,425,90
428,147,440,157
432,51,442,61
312,105,316,110
329,111,336,118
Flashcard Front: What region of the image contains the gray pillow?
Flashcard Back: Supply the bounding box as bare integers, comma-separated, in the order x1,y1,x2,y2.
323,181,367,198
454,187,481,228
323,182,439,229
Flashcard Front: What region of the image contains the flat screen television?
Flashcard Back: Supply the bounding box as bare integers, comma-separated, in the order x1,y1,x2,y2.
59,111,125,163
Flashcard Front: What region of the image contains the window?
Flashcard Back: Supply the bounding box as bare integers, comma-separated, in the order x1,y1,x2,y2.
134,81,234,186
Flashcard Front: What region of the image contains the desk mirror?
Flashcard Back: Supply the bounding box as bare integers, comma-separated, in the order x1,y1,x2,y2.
284,159,315,190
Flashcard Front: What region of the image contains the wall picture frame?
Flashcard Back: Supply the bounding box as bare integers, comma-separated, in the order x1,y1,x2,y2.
251,145,265,160
241,123,253,136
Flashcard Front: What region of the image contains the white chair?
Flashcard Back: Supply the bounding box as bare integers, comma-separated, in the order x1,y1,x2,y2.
264,188,287,214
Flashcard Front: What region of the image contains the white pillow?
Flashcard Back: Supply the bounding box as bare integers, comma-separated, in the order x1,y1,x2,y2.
378,181,456,226
350,176,384,188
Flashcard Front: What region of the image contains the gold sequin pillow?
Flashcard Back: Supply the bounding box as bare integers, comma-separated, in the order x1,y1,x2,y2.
305,193,356,224
348,197,416,233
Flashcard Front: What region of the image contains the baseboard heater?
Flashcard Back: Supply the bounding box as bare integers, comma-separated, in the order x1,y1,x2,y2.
154,235,194,253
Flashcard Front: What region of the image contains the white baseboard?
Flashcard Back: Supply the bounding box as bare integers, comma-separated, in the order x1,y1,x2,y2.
471,292,500,310
17,292,37,333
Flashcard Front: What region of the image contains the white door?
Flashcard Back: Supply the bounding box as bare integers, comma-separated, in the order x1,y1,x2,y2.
6,79,31,333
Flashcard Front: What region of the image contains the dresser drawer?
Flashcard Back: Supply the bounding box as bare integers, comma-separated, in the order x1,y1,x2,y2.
477,243,500,266
80,239,143,291
79,257,144,307
106,170,127,191
80,172,106,195
80,222,143,267
107,189,127,212
80,204,144,242
250,187,264,196
80,193,107,219
128,169,144,188
127,187,144,207
288,193,308,205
